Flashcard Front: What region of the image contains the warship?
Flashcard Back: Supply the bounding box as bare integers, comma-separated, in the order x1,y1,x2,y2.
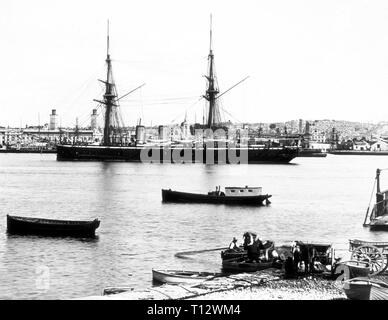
56,21,298,164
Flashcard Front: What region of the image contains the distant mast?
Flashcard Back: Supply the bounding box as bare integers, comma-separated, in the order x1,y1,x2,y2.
204,14,220,129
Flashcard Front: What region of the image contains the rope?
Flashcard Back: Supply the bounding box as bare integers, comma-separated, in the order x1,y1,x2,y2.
175,247,228,259
169,96,204,124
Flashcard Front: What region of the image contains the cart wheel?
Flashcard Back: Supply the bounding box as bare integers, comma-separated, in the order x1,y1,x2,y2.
351,245,386,275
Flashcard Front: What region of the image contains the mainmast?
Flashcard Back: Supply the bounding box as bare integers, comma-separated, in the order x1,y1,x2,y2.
103,21,115,145
204,14,220,129
94,20,119,146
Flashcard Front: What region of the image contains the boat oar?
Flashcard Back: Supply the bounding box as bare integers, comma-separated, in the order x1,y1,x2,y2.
363,178,377,227
175,247,228,259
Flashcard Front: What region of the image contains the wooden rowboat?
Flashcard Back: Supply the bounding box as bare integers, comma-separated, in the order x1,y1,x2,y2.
221,240,275,260
222,258,274,273
152,269,221,284
336,261,371,278
343,277,388,300
6,214,100,237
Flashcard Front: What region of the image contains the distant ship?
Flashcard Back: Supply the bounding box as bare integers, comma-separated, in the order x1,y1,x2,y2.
329,150,388,156
56,21,298,164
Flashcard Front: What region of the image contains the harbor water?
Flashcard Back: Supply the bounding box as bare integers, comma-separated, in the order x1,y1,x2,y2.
0,153,387,299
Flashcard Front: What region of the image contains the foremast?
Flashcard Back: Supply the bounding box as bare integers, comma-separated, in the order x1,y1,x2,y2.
203,15,220,129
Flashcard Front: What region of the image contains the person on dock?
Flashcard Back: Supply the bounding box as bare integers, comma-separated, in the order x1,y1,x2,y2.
255,237,265,260
292,245,301,272
300,245,310,274
243,232,257,262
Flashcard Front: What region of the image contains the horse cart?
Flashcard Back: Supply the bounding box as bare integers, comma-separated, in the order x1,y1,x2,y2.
349,239,388,275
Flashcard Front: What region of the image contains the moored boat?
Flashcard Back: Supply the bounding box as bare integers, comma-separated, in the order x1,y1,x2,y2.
162,186,271,205
6,215,100,237
221,240,275,260
370,215,388,230
336,261,371,278
363,168,388,230
343,277,388,300
152,269,221,284
221,258,274,273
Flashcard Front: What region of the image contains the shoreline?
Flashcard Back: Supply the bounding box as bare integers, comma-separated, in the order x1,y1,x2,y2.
188,277,346,300
78,269,348,300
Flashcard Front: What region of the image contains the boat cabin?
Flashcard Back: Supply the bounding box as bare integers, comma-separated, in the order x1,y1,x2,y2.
225,186,262,197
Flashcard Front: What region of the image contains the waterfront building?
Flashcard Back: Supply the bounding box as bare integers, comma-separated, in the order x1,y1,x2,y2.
353,140,371,151
370,138,388,151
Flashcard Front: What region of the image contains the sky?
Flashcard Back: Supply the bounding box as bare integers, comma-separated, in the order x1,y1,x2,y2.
2,0,388,127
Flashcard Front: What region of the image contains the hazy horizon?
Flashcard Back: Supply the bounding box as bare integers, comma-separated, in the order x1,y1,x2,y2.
2,0,388,127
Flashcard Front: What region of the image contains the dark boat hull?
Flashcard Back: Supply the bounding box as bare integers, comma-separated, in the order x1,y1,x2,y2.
56,145,297,164
221,241,275,260
369,218,388,231
162,189,271,205
344,278,388,300
222,258,274,272
7,215,100,237
369,224,388,231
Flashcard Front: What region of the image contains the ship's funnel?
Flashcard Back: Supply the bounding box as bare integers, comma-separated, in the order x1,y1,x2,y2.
158,125,169,140
136,125,146,144
91,109,98,130
49,109,58,130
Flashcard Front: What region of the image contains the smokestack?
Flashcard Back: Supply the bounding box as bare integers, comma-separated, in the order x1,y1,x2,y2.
49,109,58,130
91,109,97,130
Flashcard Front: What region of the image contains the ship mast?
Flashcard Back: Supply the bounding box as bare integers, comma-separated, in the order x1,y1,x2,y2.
103,21,115,145
94,20,119,146
204,14,220,129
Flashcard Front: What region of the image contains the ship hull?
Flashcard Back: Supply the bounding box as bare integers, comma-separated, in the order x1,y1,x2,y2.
56,145,297,163
162,189,271,205
7,215,100,238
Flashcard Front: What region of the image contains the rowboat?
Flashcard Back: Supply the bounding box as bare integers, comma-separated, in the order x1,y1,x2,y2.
335,261,371,278
6,215,100,237
221,258,274,273
152,269,221,284
221,240,275,260
162,186,271,205
343,277,388,300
